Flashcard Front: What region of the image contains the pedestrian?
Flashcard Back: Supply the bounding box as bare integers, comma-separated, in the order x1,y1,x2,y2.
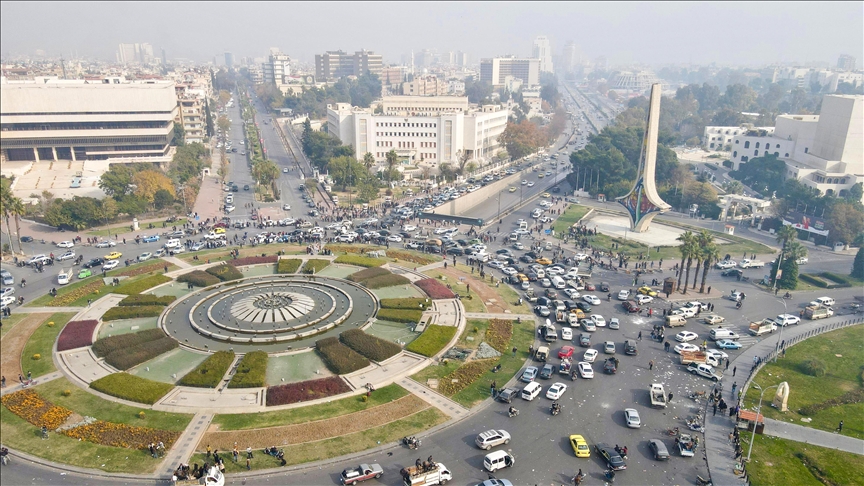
838,421,844,433
668,392,673,403
664,341,670,352
733,366,737,377
713,403,718,416
206,444,211,458
512,346,518,357
648,360,654,370
726,360,730,371
638,331,642,341
707,286,711,294
731,382,737,395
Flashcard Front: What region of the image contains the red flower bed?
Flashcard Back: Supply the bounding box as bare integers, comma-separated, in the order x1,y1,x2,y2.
415,278,456,300
265,376,351,406
231,255,278,266
56,320,99,351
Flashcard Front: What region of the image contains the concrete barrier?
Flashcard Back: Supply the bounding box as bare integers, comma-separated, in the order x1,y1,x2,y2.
437,170,528,216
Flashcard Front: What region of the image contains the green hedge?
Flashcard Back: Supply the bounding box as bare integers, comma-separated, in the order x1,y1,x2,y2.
227,351,268,388
364,274,411,289
90,373,174,405
92,329,165,357
206,263,243,281
819,272,856,288
92,329,178,370
377,308,423,323
178,350,235,388
303,259,331,274
381,298,431,310
316,337,370,374
799,274,830,288
334,255,387,268
405,325,457,357
113,274,172,295
348,267,389,284
340,329,402,362
277,258,303,274
177,270,221,287
119,294,176,306
102,305,165,321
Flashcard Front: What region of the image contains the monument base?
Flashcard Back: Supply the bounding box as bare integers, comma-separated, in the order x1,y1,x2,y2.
584,213,687,247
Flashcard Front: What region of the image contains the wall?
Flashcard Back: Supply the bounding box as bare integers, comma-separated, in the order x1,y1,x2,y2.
437,170,527,217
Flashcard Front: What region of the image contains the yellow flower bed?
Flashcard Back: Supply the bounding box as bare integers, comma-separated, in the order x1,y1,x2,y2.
61,421,181,450
50,280,104,306
0,389,72,429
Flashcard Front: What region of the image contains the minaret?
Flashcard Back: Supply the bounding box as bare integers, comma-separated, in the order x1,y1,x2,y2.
616,83,671,232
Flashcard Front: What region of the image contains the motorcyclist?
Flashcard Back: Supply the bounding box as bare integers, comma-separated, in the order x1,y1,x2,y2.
20,279,26,288
552,401,560,414
508,406,518,416
607,293,612,301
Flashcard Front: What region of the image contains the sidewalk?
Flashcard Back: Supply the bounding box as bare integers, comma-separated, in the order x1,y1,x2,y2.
158,412,213,477
761,417,863,454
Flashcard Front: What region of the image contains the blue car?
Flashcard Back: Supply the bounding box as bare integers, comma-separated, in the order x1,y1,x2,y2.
716,339,743,350
520,366,538,383
142,235,160,243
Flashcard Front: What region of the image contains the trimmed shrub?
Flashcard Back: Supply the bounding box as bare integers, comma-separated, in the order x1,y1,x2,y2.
102,305,164,321
56,320,99,351
438,359,497,396
801,358,827,377
92,329,177,370
348,267,389,283
119,294,176,306
179,350,235,388
277,258,303,274
340,329,402,362
364,274,411,289
177,270,221,287
113,274,172,295
380,298,431,310
115,260,168,278
206,263,243,281
227,351,268,388
303,259,331,274
384,249,437,266
486,318,513,353
232,255,278,266
799,273,829,288
376,308,423,323
265,376,351,406
92,329,166,358
90,373,174,405
316,337,370,374
325,243,383,255
334,254,387,268
415,278,456,299
405,325,457,357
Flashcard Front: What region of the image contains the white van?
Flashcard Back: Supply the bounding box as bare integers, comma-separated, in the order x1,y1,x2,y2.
483,450,515,472
552,276,566,289
521,381,542,401
812,297,835,307
710,328,739,341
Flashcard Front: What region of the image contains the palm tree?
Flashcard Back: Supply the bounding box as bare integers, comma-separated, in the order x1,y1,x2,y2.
9,196,25,254
0,184,15,254
676,231,696,291
385,150,399,184
783,241,808,262
692,231,714,289
362,152,375,171
776,224,798,248
699,242,720,293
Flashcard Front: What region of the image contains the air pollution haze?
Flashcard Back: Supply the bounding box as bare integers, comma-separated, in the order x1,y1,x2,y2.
1,1,861,65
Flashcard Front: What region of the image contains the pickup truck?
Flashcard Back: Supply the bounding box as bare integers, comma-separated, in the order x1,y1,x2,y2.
678,351,720,367
543,324,558,342
678,433,698,457
649,383,667,408
401,462,453,486
738,259,765,269
804,305,834,320
749,319,778,336
687,362,722,381
341,463,384,485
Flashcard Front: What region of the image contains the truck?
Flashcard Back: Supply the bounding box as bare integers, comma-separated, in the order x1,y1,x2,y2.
543,324,558,342
341,463,384,485
749,319,778,336
686,362,722,381
559,358,572,375
649,383,667,408
678,351,719,367
804,305,834,320
401,462,453,486
556,311,570,325
678,433,698,457
535,346,550,361
738,259,765,269
525,288,538,304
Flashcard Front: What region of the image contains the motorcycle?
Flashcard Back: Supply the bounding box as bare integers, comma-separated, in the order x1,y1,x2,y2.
508,408,520,418
401,436,421,450
263,446,280,457
696,474,712,486
667,427,680,437
604,469,616,482
20,280,26,288
551,404,562,416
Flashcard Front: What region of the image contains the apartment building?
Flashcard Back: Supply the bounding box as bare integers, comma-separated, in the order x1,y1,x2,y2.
402,75,447,96
263,51,291,86
703,126,774,151
533,36,554,73
315,50,383,80
480,57,540,87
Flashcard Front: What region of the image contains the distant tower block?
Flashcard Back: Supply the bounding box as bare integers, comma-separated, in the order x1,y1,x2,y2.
617,83,671,232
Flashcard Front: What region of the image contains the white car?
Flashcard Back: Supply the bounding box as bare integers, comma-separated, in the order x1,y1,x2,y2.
546,382,568,400
561,328,573,341
591,315,606,327
521,179,528,185
577,361,594,379
624,408,642,428
57,241,74,248
527,181,535,187
775,314,801,326
386,235,403,242
574,253,589,261
57,271,70,285
502,267,518,277
617,289,630,301
169,246,185,255
57,250,76,261
796,257,808,265
546,267,564,276
583,295,601,305
0,287,13,298
705,349,729,361
95,240,117,248
403,225,417,232
138,252,153,262
513,242,524,250
716,260,737,270
1,295,16,308
102,260,120,271
635,294,654,305
674,343,701,355
563,288,581,299
583,349,598,363
541,278,552,288
487,260,505,269
675,331,699,342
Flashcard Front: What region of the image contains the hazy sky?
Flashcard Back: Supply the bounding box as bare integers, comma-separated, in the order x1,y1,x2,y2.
2,2,862,67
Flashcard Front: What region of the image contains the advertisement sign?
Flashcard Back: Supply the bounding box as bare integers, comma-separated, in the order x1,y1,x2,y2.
783,211,829,237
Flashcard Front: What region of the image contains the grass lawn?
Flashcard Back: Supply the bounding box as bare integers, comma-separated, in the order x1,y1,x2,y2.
192,408,447,472
20,312,76,377
212,384,409,430
85,218,189,237
0,314,27,340
27,277,102,308
742,326,864,440
551,204,592,238
0,407,161,474
424,268,487,313
740,434,864,486
178,245,306,265
461,319,493,349
585,229,774,263
36,377,193,431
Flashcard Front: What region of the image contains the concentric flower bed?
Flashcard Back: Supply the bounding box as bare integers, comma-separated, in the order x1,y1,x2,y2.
266,376,352,406
415,278,456,299
56,319,99,351
0,389,72,429
232,255,278,266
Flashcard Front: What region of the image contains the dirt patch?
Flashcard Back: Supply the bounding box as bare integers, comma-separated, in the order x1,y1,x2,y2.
199,395,429,450
0,313,52,382
436,267,508,313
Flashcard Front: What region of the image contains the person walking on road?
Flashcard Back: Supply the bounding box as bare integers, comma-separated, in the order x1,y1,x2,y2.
648,360,654,370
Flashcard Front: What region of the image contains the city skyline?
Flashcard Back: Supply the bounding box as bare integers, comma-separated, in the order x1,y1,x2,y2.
1,2,862,67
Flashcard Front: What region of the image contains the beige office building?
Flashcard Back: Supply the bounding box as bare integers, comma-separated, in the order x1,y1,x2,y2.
480,57,540,87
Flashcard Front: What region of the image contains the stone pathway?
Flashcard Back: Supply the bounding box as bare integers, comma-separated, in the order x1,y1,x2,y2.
761,417,863,455
0,313,53,385
158,412,213,477
415,261,444,273
14,306,83,313
162,256,192,269
397,378,469,419
464,312,535,320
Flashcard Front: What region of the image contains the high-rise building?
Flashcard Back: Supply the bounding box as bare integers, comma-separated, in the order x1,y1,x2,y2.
262,51,291,85
561,42,581,74
354,49,383,77
837,54,856,71
117,43,153,64
480,57,540,87
315,50,383,80
533,36,554,73
224,52,234,68
456,51,469,67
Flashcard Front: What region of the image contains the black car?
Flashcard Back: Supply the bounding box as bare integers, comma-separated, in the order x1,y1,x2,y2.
525,272,538,282
519,255,534,263
599,282,610,292
446,248,464,256
579,333,591,347
83,258,104,268
511,264,524,273
496,387,519,404
426,246,441,254
539,363,555,379
596,442,626,470
564,300,579,311
231,185,239,192
525,251,539,259
576,302,592,313
20,236,34,243
457,239,468,247
536,297,551,307
552,186,561,193
603,358,618,374
721,268,744,277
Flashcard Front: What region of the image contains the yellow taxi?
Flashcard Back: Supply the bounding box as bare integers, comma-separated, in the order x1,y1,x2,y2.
538,173,545,178
517,274,529,283
214,227,227,234
541,192,551,198
638,286,658,297
509,186,517,192
104,251,123,260
535,257,553,265
569,434,590,458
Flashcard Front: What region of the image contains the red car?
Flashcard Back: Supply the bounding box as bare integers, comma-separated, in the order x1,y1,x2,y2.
585,283,596,291
623,300,641,313
558,345,575,359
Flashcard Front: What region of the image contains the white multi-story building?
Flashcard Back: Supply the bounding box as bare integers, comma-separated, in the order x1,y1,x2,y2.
533,36,554,74
480,57,540,87
117,43,154,65
402,75,447,96
0,76,178,163
327,96,509,166
703,126,774,151
729,94,863,199
612,71,657,91
837,54,856,71
263,51,291,87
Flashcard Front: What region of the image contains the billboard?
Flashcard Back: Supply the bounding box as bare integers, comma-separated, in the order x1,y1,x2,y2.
783,211,829,237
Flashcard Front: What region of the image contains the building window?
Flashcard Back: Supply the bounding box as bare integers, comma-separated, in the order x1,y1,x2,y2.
774,152,779,156
755,142,760,149
804,147,808,153
785,153,789,157
754,150,758,156
733,151,737,158
735,140,739,144
744,141,750,148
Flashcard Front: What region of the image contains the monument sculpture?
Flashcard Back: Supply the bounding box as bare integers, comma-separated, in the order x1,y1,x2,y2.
617,83,671,232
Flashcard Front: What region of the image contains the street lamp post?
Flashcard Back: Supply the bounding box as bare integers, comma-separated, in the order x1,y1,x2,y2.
746,382,779,462
774,298,787,363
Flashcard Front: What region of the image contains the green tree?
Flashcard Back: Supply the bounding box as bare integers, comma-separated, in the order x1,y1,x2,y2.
385,150,400,184
251,159,279,186
776,224,799,247
730,154,787,195
217,115,231,135
691,231,714,289
362,152,375,170
826,201,864,246
852,247,864,279
172,123,186,146
98,165,134,198
699,241,721,293
676,231,697,293
357,180,380,203
153,189,175,210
